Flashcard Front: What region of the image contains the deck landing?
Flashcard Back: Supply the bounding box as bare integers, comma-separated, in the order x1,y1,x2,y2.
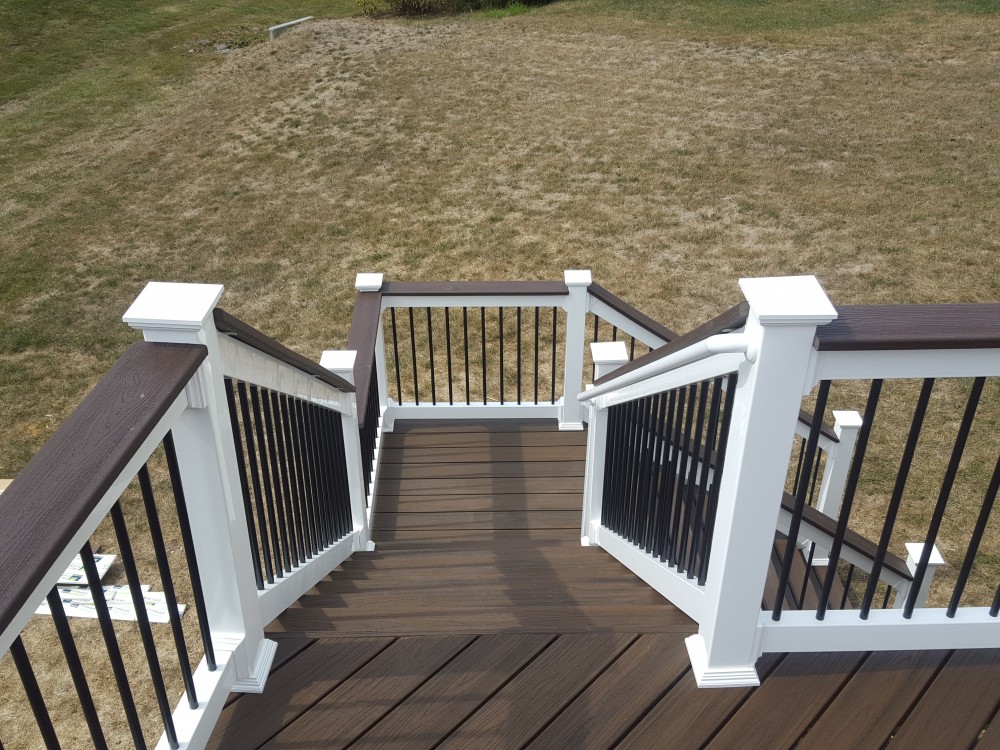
209,421,1000,749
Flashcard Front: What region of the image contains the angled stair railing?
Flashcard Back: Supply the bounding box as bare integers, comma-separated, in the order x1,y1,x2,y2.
578,276,1000,687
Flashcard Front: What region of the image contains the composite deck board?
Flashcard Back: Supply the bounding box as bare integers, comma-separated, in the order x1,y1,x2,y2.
212,421,1000,749
525,633,690,749
888,648,1000,749
437,633,638,750
797,650,951,749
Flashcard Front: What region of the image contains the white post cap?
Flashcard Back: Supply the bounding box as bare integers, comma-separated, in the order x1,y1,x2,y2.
831,410,864,431
738,275,837,326
123,282,224,331
591,341,629,366
355,273,384,292
321,350,358,385
905,542,946,568
564,270,592,287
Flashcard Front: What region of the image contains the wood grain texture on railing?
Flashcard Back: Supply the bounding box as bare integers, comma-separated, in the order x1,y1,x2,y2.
214,307,355,393
0,342,207,636
816,304,1000,351
347,289,382,428
381,281,569,297
593,302,750,388
587,283,679,343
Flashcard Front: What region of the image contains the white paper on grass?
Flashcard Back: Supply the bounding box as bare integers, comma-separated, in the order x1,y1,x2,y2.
35,585,187,623
57,553,115,585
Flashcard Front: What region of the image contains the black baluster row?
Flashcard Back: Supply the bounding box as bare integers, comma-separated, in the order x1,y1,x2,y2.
358,364,380,500
600,373,738,585
385,306,564,406
225,379,354,589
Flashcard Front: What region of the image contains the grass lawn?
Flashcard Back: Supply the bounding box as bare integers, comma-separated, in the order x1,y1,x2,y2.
2,0,999,745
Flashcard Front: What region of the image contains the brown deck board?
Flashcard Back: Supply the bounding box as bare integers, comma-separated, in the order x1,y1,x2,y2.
438,633,637,750
797,650,951,749
888,648,1000,749
211,420,1000,750
209,638,394,749
525,633,690,749
705,651,868,749
350,634,553,749
262,635,474,749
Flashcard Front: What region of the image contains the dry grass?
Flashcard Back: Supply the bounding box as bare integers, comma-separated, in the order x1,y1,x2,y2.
2,2,1000,745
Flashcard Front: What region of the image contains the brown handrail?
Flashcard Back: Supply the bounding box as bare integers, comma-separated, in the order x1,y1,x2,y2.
780,493,912,582
593,302,750,388
587,283,679,343
347,288,383,428
816,304,1000,351
213,308,355,393
0,342,207,637
381,281,569,297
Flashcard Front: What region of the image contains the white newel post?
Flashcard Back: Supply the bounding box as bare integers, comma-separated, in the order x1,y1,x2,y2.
811,410,863,566
901,543,946,609
581,342,630,546
123,282,277,693
560,270,592,430
685,276,837,687
355,272,389,416
321,350,375,551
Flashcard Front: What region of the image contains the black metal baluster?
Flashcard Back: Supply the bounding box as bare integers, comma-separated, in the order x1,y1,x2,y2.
792,438,806,497
261,391,293,572
660,387,687,563
807,448,823,507
881,585,893,609
534,307,540,405
238,382,276,577
861,378,934,618
601,404,622,529
224,379,264,589
776,379,834,620
463,307,471,404
278,394,309,563
814,380,879,620
990,586,1000,617
309,403,335,543
949,450,1000,616
9,637,61,749
291,397,320,555
612,325,618,341
697,372,739,585
390,308,402,402
688,378,724,578
841,564,856,609
642,394,668,553
653,390,679,561
668,385,698,567
162,433,216,670
79,542,146,748
630,337,636,360
137,465,198,708
551,307,558,403
481,307,488,405
427,307,436,405
409,307,419,406
677,381,709,573
631,396,655,544
592,316,600,381
110,501,178,749
327,411,352,538
516,307,522,405
499,308,505,405
250,385,285,577
904,376,987,617
270,391,301,566
46,590,108,749
445,307,454,405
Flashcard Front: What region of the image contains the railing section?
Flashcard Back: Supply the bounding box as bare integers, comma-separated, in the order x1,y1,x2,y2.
1,282,372,748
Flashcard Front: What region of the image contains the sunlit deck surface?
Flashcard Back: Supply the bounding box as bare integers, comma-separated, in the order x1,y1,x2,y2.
209,421,1000,749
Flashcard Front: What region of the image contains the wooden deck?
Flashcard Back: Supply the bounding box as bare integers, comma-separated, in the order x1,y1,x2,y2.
209,421,1000,750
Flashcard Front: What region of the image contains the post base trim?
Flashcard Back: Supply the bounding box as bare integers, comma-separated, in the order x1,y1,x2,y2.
231,638,278,694
685,635,761,689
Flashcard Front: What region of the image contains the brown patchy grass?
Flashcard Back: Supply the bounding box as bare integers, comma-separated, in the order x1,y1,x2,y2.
2,4,1000,745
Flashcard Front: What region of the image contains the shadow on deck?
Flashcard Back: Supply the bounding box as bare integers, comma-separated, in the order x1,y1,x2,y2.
208,421,1000,750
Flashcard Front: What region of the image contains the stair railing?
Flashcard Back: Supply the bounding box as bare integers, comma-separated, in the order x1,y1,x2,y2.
0,281,372,748
579,276,1000,688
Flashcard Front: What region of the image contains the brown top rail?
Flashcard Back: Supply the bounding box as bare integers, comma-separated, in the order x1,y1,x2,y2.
816,304,1000,352
214,308,355,393
780,493,912,583
587,283,679,343
347,289,383,428
381,281,569,297
0,342,207,637
593,302,750,388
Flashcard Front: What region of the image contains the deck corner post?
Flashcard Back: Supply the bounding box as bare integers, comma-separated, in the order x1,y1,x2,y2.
581,342,630,546
122,282,275,691
691,275,837,687
322,350,375,552
560,269,592,431
811,409,863,565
